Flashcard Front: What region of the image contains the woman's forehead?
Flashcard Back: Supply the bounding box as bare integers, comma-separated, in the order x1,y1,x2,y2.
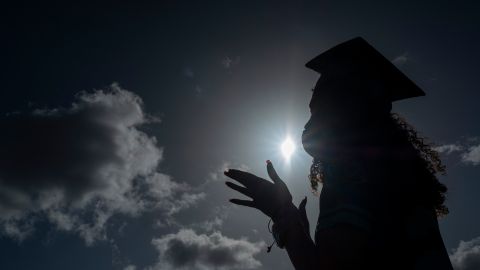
310,73,392,111
310,79,349,107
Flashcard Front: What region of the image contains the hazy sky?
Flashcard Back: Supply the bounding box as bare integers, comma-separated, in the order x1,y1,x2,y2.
0,1,479,269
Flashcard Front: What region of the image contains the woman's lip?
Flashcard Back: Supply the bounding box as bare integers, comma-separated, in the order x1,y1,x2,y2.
302,129,315,144
302,128,317,140
301,129,317,157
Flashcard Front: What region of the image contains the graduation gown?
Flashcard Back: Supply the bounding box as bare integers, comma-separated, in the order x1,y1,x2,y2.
313,167,453,270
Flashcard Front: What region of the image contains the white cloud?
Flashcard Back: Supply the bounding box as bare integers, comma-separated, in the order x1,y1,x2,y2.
435,140,480,166
434,144,463,154
461,145,480,165
123,265,137,270
450,237,480,270
191,206,230,233
0,84,203,244
208,162,249,183
148,229,265,270
198,216,224,232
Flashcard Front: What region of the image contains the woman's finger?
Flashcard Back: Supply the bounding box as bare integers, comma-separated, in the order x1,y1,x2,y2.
225,181,252,198
229,199,256,208
266,160,284,184
224,169,258,187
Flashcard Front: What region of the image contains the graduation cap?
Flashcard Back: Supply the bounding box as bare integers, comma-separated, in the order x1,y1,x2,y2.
305,37,425,103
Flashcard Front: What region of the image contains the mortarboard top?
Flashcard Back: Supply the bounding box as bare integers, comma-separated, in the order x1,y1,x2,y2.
305,37,425,102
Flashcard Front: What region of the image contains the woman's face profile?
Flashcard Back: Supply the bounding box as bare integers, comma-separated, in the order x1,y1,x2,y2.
302,81,341,160
301,76,366,160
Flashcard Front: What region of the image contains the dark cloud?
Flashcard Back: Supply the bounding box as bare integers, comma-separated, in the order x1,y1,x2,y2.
183,68,194,78
392,52,409,66
221,56,240,69
0,90,147,200
148,229,265,270
0,84,203,243
450,237,480,270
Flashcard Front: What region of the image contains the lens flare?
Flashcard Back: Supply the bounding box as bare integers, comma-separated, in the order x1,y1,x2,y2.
281,137,295,160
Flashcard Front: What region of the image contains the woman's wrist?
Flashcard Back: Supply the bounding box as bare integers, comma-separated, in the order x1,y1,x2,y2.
272,202,297,223
271,202,301,248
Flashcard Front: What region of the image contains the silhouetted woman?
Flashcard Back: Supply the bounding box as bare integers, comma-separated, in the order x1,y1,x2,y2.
225,37,453,270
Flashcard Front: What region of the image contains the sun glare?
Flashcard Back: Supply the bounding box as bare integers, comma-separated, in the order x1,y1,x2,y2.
281,137,295,161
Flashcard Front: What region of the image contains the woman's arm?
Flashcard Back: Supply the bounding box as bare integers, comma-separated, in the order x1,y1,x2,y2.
224,161,322,269
273,203,320,270
224,161,371,270
275,204,370,270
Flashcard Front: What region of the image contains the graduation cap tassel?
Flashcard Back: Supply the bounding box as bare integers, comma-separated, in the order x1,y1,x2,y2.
267,240,275,253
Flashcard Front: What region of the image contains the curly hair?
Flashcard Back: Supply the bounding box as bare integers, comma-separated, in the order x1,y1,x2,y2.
308,112,449,217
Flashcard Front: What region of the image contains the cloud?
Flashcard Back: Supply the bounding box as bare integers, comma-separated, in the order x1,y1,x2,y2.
392,52,409,66
461,145,480,165
222,57,233,69
435,139,480,166
182,68,204,95
207,162,249,183
197,216,224,232
434,144,463,154
207,162,231,183
194,85,203,95
148,229,265,270
0,84,202,244
450,237,480,270
183,68,194,78
189,206,230,233
221,56,240,69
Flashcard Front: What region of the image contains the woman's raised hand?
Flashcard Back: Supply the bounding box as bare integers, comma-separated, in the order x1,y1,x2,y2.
224,160,293,220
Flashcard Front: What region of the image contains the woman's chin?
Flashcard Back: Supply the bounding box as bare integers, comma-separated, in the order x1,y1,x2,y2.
302,145,328,161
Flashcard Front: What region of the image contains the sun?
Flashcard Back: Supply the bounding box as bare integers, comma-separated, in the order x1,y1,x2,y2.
281,137,295,161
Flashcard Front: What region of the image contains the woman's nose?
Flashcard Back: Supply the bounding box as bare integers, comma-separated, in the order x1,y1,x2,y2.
304,118,312,130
